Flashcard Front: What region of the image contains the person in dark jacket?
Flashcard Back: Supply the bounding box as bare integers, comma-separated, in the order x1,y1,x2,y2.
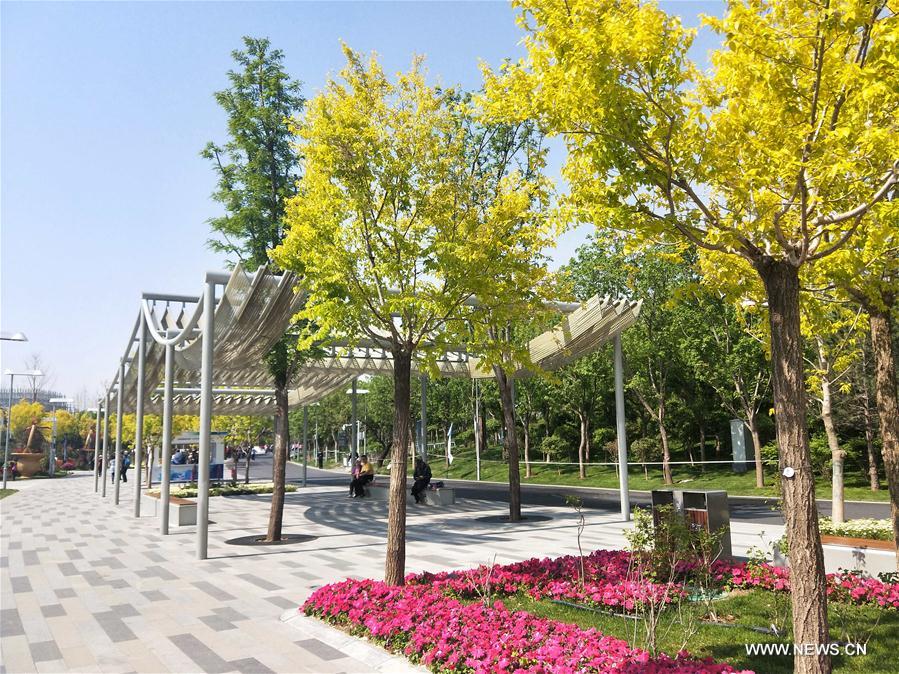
411,457,432,504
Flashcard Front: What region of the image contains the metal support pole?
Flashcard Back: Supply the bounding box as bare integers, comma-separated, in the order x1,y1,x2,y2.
351,378,358,462
197,280,215,560
302,405,308,487
420,375,428,462
113,361,124,505
614,333,630,521
2,374,14,490
101,393,110,497
93,402,101,492
160,342,174,535
133,315,146,517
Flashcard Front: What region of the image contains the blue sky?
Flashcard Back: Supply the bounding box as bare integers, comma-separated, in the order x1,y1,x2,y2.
1,1,723,403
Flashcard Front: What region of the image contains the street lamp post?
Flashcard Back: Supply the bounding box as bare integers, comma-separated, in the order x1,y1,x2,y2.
0,332,28,342
3,369,44,489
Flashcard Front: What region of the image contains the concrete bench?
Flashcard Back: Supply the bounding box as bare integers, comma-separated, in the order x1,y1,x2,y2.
142,493,198,526
365,482,455,506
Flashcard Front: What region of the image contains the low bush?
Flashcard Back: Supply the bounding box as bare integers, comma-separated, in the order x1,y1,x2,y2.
147,482,296,498
818,517,893,542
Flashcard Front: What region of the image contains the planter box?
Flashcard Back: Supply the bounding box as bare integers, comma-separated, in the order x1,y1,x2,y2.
821,535,895,576
773,536,896,577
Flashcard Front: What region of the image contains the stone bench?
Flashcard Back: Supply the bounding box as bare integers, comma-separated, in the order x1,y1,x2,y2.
142,492,198,526
365,482,455,506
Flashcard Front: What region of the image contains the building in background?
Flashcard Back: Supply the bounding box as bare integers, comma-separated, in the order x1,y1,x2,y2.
0,387,73,411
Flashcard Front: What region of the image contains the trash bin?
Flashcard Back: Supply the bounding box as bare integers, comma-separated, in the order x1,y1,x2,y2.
317,451,324,469
651,489,732,559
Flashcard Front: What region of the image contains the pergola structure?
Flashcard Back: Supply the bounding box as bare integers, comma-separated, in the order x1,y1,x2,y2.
94,265,642,559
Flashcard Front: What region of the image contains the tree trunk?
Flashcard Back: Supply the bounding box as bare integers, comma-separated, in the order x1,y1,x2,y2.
699,427,706,474
577,413,587,480
477,403,488,456
244,444,251,484
385,348,412,585
758,259,829,674
146,447,154,488
714,434,721,457
265,386,289,542
495,366,521,521
584,416,591,462
659,418,673,485
747,411,765,488
820,376,845,524
868,309,899,565
860,363,880,491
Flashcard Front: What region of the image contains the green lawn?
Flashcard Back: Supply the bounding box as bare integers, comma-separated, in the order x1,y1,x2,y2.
502,591,898,673
315,448,889,502
431,448,890,502
0,488,17,499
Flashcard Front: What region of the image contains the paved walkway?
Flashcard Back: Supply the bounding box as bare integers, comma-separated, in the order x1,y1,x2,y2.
1,473,785,674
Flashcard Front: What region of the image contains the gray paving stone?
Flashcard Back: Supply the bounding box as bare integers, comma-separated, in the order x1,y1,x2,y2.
54,588,76,599
58,562,79,576
94,610,137,643
40,604,67,618
230,657,276,674
263,595,297,610
192,580,236,601
22,550,39,565
145,564,177,580
66,549,84,560
212,606,247,622
169,633,232,673
141,589,167,602
199,614,236,631
29,640,63,663
238,573,278,591
111,604,139,618
10,576,32,593
1,608,25,636
296,638,347,662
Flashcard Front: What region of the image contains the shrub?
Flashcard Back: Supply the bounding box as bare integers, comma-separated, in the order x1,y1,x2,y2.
819,517,893,541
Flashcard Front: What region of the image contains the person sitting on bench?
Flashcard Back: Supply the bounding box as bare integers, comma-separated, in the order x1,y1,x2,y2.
350,455,374,498
411,457,432,504
348,457,361,497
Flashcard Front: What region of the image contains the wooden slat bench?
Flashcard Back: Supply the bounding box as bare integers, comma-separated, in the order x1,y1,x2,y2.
142,492,198,526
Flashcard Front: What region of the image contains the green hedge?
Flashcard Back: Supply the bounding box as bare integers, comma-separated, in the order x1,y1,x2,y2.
147,483,297,498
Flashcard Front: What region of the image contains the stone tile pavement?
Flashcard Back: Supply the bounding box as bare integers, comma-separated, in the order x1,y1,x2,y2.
0,473,785,673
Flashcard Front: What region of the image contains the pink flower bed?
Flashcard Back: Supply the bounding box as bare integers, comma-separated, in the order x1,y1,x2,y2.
409,550,682,612
713,561,899,609
407,549,899,611
303,579,750,673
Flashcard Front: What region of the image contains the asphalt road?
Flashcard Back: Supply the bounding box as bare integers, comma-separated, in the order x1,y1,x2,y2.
242,454,891,525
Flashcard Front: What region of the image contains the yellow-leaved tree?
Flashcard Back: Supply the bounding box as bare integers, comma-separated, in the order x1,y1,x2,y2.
483,1,898,671
274,46,552,584
826,204,899,556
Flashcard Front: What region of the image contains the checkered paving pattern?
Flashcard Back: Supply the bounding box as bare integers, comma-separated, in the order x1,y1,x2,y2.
0,473,784,673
